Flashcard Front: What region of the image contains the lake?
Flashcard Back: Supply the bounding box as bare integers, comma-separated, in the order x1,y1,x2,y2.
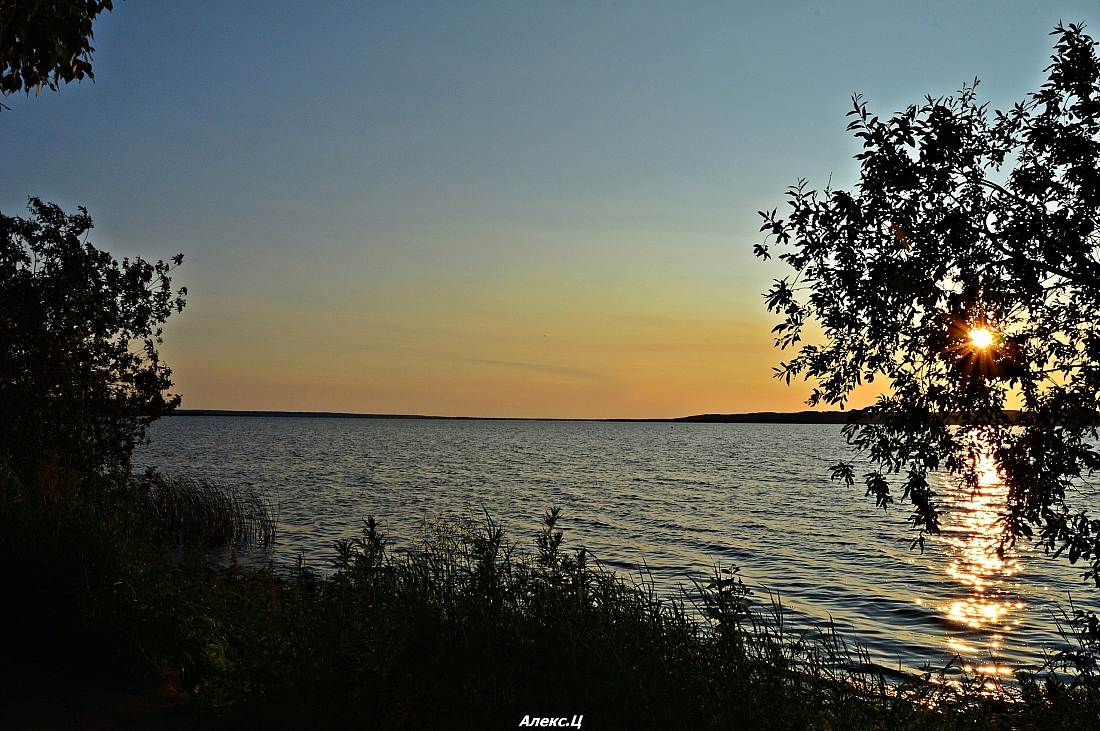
136,415,1100,677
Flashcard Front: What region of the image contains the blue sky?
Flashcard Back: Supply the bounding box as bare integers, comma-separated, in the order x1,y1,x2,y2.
3,1,1096,416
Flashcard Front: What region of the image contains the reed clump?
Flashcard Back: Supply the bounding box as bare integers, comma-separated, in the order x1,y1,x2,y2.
142,473,277,548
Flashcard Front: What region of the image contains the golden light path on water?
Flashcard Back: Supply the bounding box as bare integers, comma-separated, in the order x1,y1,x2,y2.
937,452,1022,677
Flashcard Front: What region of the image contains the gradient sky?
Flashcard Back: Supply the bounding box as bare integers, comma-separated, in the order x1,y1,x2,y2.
3,1,1097,417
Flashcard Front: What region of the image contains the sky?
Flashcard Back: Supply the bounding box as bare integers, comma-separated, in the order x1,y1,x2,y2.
3,1,1098,418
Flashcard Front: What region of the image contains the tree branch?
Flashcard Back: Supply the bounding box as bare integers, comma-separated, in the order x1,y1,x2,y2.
980,180,1100,289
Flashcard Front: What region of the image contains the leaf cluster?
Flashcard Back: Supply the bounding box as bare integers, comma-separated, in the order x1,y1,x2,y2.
0,0,114,97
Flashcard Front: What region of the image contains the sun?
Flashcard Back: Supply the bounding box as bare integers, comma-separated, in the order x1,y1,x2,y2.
969,328,995,349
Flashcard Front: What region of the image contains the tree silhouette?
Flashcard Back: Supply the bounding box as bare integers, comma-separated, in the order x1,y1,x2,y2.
756,23,1100,587
0,199,185,489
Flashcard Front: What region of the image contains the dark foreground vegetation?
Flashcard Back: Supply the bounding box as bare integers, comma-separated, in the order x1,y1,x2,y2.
2,466,1099,730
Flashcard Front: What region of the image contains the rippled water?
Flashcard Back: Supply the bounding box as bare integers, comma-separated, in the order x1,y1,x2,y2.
136,416,1099,676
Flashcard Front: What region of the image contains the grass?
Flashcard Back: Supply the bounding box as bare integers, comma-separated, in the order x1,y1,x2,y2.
142,472,277,549
2,465,1099,730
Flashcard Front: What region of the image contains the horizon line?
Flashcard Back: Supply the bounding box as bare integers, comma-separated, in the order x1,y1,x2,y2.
170,409,855,424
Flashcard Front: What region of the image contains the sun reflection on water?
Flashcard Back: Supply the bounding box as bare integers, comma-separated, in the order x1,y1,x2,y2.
937,451,1023,674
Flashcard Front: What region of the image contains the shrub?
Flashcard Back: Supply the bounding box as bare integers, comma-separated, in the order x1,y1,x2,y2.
0,199,185,491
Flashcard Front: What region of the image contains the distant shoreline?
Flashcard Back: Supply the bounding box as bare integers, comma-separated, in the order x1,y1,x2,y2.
170,409,855,424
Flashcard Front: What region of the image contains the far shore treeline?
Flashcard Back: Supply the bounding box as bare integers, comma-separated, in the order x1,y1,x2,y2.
169,409,857,423
170,409,1050,426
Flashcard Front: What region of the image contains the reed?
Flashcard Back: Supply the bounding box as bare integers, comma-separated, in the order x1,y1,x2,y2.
143,473,277,548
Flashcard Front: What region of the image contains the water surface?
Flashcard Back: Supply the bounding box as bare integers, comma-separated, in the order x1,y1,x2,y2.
136,416,1100,676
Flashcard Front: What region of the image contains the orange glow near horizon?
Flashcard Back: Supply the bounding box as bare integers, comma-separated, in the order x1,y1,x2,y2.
161,263,887,418
163,311,886,418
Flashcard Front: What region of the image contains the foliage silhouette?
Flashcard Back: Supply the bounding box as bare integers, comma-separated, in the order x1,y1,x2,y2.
0,0,115,100
755,24,1100,587
0,198,185,489
170,513,1100,728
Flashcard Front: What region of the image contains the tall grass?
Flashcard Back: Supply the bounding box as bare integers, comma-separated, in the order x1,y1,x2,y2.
142,473,277,548
181,510,1100,729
